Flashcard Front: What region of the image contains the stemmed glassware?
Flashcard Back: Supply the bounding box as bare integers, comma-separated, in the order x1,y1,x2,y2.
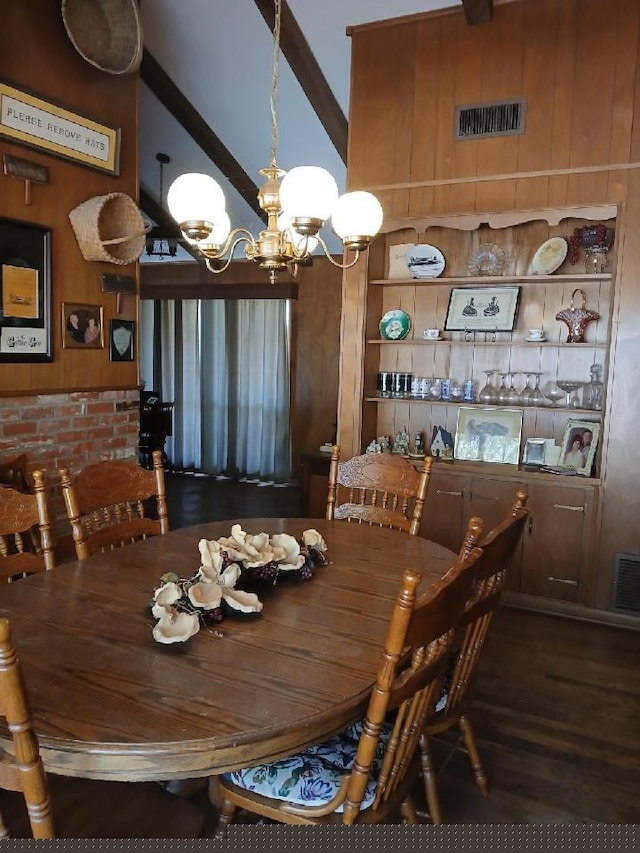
478,370,498,404
528,372,545,407
544,380,565,407
497,373,510,405
557,379,584,408
506,372,520,406
519,372,534,406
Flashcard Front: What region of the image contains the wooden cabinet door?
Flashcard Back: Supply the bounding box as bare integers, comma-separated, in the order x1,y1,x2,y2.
521,482,596,603
420,470,467,554
467,476,526,591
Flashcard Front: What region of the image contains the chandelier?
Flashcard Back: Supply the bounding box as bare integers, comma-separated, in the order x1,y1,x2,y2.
146,153,179,259
166,0,383,283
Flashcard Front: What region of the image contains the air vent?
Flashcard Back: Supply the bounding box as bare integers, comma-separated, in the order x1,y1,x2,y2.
455,98,526,140
611,553,640,616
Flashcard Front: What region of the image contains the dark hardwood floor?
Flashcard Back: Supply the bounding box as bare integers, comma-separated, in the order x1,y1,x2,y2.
164,472,640,827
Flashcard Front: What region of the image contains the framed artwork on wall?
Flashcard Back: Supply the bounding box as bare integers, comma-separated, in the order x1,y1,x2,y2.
444,285,521,332
109,319,135,362
0,216,52,362
61,302,104,349
454,406,523,465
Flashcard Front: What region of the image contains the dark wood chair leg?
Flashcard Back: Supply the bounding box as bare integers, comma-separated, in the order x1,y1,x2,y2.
459,714,489,796
419,733,442,825
400,796,419,824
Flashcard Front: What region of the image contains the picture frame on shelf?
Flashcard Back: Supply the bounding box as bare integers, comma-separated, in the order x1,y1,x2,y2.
444,285,521,332
109,318,135,362
61,302,104,349
454,406,523,465
523,437,547,467
0,216,52,362
558,419,600,476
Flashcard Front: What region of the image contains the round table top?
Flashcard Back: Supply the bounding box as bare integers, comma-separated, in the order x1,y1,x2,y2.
0,518,455,781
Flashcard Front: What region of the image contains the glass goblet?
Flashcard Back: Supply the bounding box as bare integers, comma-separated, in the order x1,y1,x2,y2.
506,372,521,406
528,372,546,407
478,370,498,404
519,372,534,406
557,380,584,408
544,380,565,407
497,373,510,406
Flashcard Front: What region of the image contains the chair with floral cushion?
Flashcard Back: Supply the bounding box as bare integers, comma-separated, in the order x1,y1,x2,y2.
326,445,433,536
210,544,482,830
0,617,204,838
0,470,54,582
59,450,169,561
419,490,529,824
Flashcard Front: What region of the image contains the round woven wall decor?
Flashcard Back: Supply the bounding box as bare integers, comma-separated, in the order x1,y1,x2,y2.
61,0,143,76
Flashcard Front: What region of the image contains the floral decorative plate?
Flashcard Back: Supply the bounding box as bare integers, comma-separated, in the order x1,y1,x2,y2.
468,243,506,276
530,237,568,275
405,244,445,278
379,309,411,341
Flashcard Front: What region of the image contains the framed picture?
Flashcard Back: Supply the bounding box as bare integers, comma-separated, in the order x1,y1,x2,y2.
559,420,600,476
523,437,547,467
62,302,104,349
0,216,52,362
454,406,523,465
0,80,120,175
444,285,521,332
109,319,135,362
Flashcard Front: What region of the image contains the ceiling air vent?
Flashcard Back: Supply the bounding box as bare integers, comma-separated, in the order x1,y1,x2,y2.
611,553,640,616
455,98,526,140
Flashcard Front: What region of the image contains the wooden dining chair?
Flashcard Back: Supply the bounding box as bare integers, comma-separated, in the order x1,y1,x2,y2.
0,471,54,582
59,450,169,560
211,544,482,830
0,618,204,839
326,445,433,535
419,490,529,824
0,454,31,494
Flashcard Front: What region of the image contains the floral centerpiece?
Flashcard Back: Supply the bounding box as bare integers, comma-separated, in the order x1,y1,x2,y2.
151,525,328,644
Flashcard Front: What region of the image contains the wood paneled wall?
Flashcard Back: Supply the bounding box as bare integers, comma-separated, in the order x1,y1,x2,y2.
340,0,640,611
0,0,139,395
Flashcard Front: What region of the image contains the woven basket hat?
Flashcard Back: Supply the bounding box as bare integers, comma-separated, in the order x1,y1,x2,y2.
69,193,150,265
61,0,143,75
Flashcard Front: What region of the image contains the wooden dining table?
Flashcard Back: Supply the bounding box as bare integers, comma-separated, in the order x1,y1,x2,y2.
0,518,456,783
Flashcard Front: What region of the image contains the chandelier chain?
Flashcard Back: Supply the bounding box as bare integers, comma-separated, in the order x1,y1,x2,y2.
269,0,282,169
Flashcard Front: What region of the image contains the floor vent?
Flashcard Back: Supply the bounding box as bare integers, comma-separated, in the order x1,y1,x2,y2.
455,98,526,140
611,553,640,616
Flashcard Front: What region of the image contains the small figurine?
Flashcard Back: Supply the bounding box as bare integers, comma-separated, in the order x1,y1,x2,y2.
410,431,425,457
392,425,410,456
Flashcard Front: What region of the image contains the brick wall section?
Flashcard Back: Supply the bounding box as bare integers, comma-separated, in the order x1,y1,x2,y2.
0,389,140,551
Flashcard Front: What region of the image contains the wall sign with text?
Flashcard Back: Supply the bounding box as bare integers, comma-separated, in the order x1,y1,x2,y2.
0,80,120,175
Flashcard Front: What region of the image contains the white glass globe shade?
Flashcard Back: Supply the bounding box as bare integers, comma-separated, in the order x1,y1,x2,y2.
185,209,231,249
167,173,226,225
331,191,383,239
279,166,338,222
277,213,319,253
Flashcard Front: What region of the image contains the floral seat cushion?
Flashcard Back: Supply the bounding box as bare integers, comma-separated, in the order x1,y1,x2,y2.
223,720,392,812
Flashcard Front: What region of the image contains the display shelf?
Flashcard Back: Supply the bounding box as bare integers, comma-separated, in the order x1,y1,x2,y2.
370,273,613,286
367,339,606,348
364,397,603,417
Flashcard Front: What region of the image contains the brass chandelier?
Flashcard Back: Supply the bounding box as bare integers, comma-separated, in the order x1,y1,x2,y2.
166,0,383,283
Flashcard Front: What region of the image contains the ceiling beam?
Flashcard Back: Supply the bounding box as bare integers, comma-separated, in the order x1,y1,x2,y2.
140,49,265,222
253,0,348,165
461,0,493,24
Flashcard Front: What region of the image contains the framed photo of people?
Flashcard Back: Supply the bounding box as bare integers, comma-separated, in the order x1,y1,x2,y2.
61,302,104,349
559,419,600,476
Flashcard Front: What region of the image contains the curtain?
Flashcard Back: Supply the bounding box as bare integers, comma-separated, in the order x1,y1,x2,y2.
139,298,292,482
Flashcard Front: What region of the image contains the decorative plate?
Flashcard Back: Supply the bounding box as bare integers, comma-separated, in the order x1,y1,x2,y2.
379,309,411,341
405,244,445,278
530,237,568,275
467,243,506,276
